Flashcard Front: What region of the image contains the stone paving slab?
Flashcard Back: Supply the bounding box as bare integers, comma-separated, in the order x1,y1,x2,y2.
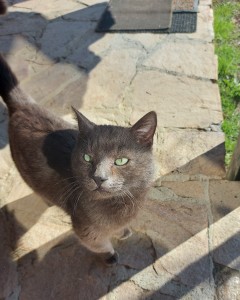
129,71,222,129
154,129,224,175
143,40,218,80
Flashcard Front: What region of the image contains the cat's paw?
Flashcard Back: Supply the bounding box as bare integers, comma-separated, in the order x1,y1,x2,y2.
119,228,132,240
104,251,119,267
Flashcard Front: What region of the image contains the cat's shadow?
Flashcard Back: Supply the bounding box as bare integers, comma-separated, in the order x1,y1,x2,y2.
15,227,160,299
1,2,106,70
3,193,160,299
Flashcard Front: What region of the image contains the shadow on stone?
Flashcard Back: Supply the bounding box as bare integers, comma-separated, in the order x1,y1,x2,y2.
9,0,27,5
4,194,49,246
0,4,106,73
171,143,226,178
0,193,48,299
146,233,240,300
0,2,107,148
209,179,240,222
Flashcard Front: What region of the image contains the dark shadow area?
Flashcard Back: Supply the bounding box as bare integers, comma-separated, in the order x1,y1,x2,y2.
4,193,49,243
209,179,240,223
42,129,77,178
96,8,115,32
0,193,49,299
8,0,29,5
17,233,113,300
0,3,106,71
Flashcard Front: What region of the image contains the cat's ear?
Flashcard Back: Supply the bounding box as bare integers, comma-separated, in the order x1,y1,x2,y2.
72,106,95,135
131,111,157,146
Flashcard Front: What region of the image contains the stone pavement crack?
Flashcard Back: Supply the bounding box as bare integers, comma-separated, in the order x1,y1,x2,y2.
140,65,216,82
129,279,151,292
152,264,158,275
155,260,182,283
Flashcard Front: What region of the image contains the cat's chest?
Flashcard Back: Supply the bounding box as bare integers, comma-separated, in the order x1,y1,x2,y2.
94,199,139,224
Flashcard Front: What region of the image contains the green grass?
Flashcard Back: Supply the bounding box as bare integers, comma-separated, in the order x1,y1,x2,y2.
213,1,240,165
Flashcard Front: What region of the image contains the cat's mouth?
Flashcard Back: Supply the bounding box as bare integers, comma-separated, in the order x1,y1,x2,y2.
93,186,111,194
92,187,115,200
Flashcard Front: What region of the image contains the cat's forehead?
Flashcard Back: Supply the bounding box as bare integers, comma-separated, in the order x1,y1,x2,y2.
79,125,144,156
87,126,131,147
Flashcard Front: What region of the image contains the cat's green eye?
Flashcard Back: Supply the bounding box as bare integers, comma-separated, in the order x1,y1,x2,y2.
84,154,92,162
115,158,129,166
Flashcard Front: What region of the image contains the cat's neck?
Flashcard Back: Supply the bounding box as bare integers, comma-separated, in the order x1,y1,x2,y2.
66,187,147,216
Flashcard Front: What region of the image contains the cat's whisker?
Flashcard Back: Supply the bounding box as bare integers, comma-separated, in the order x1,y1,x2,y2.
123,190,135,209
58,182,79,208
126,189,135,199
58,181,78,199
73,191,83,215
117,194,127,212
120,191,131,209
60,187,81,210
129,191,135,199
122,189,133,200
63,184,81,205
57,183,75,207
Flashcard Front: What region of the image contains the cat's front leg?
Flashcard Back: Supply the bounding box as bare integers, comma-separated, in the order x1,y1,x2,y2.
82,236,119,266
73,226,118,266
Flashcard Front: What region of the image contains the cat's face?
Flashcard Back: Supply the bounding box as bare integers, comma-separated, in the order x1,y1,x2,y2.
71,110,157,200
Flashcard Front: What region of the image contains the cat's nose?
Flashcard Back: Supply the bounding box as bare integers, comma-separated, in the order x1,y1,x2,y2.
93,176,107,187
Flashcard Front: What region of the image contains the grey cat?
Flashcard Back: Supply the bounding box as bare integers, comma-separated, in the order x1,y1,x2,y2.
0,55,157,265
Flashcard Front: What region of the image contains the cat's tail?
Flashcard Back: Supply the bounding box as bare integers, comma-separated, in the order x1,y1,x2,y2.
0,0,8,15
0,54,33,115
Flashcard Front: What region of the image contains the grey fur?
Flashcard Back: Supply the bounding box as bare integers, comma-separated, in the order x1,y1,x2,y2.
0,55,157,263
